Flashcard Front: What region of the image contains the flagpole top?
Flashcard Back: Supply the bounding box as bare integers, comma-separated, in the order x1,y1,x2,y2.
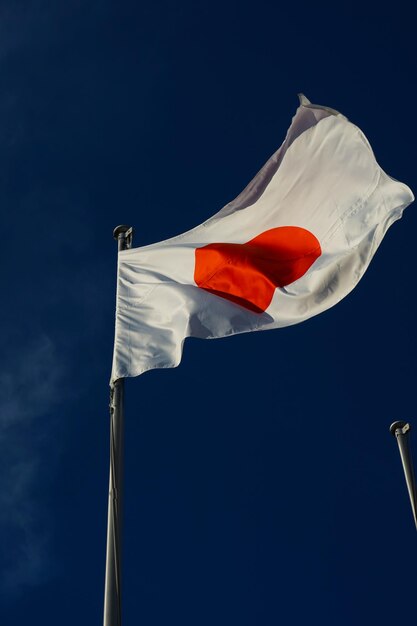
390,421,410,437
113,225,132,240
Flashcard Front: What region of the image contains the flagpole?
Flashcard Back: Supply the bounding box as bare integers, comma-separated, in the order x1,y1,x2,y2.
390,420,417,530
103,225,133,626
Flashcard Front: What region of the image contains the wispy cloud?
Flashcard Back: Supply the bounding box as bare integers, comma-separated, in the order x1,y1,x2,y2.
0,335,64,593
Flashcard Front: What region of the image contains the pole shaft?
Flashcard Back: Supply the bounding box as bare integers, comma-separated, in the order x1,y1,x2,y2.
103,226,133,626
390,421,417,531
396,434,417,525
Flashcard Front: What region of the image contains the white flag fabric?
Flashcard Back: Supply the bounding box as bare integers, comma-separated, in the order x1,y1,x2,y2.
111,95,414,382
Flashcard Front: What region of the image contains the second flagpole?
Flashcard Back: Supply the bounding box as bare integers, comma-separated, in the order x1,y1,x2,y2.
103,225,133,626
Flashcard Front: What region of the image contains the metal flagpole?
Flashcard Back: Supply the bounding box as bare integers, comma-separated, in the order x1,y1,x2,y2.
103,225,133,626
390,420,417,530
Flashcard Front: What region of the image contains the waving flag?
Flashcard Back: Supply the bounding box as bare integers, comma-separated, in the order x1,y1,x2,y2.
111,95,414,381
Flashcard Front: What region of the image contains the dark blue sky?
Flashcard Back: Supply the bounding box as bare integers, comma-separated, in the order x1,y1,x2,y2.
1,1,416,624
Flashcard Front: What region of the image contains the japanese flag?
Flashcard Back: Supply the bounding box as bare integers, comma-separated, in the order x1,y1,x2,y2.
111,96,413,382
